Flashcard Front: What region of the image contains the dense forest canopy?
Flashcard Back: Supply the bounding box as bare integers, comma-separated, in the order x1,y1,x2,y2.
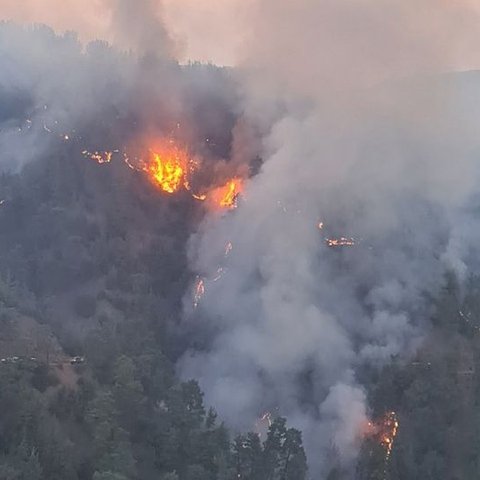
2,19,480,480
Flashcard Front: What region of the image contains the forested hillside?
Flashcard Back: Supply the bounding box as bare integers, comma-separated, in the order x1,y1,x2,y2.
0,143,308,480
3,113,480,480
2,22,480,480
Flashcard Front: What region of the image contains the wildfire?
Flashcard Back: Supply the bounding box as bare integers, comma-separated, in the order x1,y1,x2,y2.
207,178,244,210
193,277,205,309
363,411,399,478
78,136,247,209
83,150,113,164
221,179,243,208
146,144,189,194
325,237,356,247
381,411,399,461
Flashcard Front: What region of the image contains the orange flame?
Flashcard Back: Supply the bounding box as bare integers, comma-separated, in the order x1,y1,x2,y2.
83,150,113,164
81,137,248,208
147,145,188,194
208,178,244,209
381,412,399,461
363,410,399,477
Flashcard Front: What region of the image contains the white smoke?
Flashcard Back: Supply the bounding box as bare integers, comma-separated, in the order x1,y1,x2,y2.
180,0,480,477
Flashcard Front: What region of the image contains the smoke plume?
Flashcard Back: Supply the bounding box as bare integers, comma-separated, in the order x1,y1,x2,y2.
4,0,480,476
180,0,480,476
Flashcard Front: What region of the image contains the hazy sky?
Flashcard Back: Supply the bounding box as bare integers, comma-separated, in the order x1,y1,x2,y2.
0,0,247,65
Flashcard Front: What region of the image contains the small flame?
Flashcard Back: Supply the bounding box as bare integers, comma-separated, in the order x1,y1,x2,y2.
363,411,399,478
325,237,356,247
208,178,244,210
83,150,113,164
220,180,242,208
381,412,399,461
193,277,205,308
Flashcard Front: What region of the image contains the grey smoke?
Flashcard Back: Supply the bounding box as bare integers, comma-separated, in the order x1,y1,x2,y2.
110,0,178,57
0,15,236,172
180,1,480,477
0,0,185,171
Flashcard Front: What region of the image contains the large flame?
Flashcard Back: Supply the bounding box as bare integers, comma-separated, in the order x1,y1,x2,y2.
146,143,189,194
81,137,247,208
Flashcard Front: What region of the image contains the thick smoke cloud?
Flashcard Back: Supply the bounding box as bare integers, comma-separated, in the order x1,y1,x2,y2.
180,0,480,477
0,16,237,171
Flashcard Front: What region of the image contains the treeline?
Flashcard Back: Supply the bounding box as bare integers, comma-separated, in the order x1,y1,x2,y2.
3,139,480,480
2,25,480,478
0,350,307,480
0,126,307,479
352,278,480,480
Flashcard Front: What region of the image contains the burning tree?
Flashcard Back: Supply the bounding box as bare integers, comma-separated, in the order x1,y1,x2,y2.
356,412,400,480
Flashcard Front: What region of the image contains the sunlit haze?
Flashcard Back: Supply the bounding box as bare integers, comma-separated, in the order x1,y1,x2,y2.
0,0,246,65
